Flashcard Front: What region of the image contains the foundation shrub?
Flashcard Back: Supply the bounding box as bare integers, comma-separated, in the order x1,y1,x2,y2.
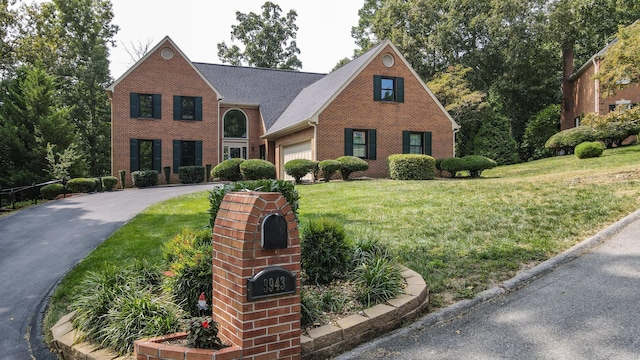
40,183,64,199
208,179,299,225
301,217,352,284
440,157,467,178
575,141,606,159
66,177,96,193
162,228,213,317
211,158,244,181
319,160,341,182
178,166,205,184
336,156,369,180
131,170,158,188
284,158,316,183
545,126,596,154
462,155,497,178
387,154,436,180
240,159,276,180
102,176,118,191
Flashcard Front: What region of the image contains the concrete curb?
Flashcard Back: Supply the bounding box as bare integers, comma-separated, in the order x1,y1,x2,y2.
335,208,640,359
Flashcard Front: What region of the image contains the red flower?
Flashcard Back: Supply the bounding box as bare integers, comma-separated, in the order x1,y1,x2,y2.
202,320,210,329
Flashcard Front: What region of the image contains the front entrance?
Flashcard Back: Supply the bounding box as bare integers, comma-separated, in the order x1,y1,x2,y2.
223,141,248,161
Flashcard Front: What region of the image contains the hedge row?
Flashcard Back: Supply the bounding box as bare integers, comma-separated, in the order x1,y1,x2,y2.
211,159,276,181
40,176,119,199
283,156,369,183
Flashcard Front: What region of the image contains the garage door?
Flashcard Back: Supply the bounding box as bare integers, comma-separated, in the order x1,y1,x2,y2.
282,141,312,181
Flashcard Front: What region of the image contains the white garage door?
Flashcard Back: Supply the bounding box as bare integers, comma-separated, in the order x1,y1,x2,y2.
282,141,312,181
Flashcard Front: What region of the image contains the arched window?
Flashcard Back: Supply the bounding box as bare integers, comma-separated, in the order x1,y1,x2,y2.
224,109,247,138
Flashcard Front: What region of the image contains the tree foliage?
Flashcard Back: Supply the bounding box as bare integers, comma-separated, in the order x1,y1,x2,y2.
593,21,640,97
217,2,301,70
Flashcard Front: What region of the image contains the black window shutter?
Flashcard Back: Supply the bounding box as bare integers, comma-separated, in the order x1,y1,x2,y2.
424,132,432,155
130,93,139,118
402,131,410,154
173,96,181,120
373,75,382,101
396,77,404,103
130,138,139,171
153,140,162,171
195,97,203,121
344,128,354,156
153,94,162,119
195,141,203,166
368,129,377,160
173,140,181,173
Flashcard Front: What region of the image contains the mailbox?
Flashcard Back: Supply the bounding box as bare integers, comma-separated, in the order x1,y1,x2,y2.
261,213,288,249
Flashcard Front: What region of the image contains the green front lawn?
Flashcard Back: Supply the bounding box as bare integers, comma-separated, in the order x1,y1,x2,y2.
45,145,640,333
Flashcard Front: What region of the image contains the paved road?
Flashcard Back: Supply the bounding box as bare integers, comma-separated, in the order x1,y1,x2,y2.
0,184,219,360
337,210,640,360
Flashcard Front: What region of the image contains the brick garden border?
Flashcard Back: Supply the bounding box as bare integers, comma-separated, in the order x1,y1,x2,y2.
49,266,428,360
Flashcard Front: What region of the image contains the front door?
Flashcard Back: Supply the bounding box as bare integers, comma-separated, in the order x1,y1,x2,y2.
223,141,248,161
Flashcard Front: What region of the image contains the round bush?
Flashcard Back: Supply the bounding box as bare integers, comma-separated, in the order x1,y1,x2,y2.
440,157,467,178
102,176,118,191
336,156,369,180
461,155,497,178
318,160,341,182
575,141,606,159
66,177,97,193
240,159,276,180
301,217,352,285
212,158,244,181
41,183,65,199
545,126,596,154
131,170,158,188
387,154,436,180
284,159,316,183
178,166,205,184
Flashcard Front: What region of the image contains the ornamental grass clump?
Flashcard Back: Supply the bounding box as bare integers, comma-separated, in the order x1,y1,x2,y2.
352,254,404,307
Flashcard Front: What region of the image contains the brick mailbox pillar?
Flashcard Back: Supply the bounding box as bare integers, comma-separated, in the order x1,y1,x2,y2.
211,192,301,360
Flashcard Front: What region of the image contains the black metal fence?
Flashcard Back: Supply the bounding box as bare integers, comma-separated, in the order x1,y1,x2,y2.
0,179,64,212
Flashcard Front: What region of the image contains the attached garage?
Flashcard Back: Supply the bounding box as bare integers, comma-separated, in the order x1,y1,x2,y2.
281,140,313,181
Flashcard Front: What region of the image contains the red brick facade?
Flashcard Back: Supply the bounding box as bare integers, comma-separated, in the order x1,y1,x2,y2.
109,38,457,185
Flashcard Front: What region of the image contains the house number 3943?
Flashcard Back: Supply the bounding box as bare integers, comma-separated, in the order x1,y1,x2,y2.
263,276,286,294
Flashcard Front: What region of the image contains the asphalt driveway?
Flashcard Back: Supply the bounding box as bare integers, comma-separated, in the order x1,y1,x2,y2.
0,184,218,360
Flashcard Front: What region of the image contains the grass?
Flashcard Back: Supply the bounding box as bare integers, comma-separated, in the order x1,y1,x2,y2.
44,144,640,335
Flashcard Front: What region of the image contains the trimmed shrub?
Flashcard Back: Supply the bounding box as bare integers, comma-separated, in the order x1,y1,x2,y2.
240,159,276,180
545,126,596,154
387,154,436,180
440,157,467,178
209,179,299,225
163,228,212,317
336,156,369,180
462,155,497,178
66,177,96,193
318,160,341,182
521,104,560,161
301,217,352,285
41,183,65,199
102,176,118,191
575,141,606,159
93,178,104,192
178,166,205,184
212,158,244,181
284,159,316,183
131,170,158,188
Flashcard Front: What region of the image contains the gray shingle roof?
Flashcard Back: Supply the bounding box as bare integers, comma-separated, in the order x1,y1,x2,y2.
194,63,325,130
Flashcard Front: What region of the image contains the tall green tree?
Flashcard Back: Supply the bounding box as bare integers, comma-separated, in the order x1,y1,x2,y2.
217,1,302,69
0,0,17,79
15,0,118,176
592,21,640,97
0,65,76,187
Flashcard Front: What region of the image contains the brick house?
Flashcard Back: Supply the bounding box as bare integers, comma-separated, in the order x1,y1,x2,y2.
561,40,640,130
107,37,459,186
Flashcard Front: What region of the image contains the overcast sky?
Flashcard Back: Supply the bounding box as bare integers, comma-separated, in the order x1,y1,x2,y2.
108,0,364,79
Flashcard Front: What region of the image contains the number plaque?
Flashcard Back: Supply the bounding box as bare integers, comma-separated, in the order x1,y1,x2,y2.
247,266,296,301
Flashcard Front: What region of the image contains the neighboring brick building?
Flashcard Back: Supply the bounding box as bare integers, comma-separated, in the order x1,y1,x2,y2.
107,37,459,186
562,40,640,130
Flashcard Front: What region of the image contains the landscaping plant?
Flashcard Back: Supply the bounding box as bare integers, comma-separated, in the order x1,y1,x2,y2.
239,159,276,180
336,155,369,180
185,316,224,349
301,217,352,284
